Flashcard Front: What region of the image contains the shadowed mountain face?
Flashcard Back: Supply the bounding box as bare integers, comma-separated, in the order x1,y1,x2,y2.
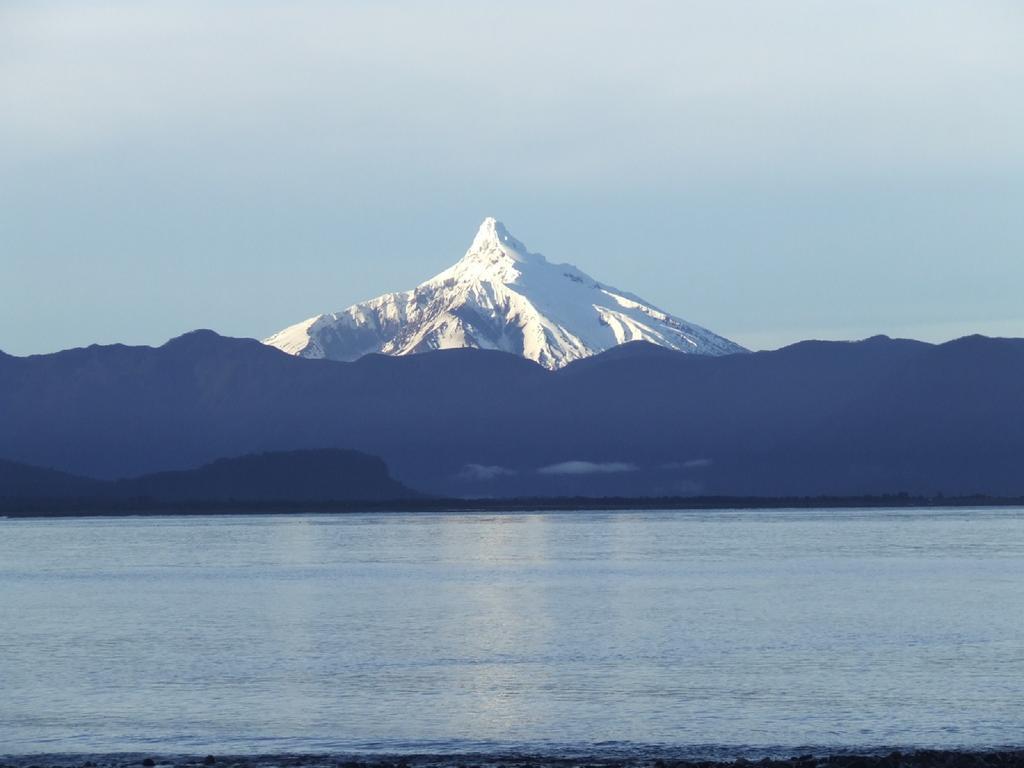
2,330,1023,497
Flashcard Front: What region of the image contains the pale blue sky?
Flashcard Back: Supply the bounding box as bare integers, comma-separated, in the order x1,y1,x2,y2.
2,1,1023,355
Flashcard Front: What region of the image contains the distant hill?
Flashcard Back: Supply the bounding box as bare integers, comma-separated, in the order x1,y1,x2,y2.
2,330,1023,497
0,458,102,501
0,449,417,508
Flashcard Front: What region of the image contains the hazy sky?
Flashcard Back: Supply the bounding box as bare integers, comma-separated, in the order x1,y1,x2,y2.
2,1,1023,355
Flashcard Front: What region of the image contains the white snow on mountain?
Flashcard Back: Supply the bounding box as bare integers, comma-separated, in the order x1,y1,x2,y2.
264,218,746,369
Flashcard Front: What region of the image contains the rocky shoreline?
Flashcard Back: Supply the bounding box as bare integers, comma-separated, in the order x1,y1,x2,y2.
3,752,1024,768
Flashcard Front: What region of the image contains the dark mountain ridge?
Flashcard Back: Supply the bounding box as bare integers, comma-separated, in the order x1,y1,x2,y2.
2,330,1023,497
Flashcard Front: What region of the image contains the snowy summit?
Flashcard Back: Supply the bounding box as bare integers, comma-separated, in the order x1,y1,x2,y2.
264,218,746,369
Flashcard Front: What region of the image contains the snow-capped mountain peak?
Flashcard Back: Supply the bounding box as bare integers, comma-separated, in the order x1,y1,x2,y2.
264,218,746,369
468,216,532,261
433,217,543,282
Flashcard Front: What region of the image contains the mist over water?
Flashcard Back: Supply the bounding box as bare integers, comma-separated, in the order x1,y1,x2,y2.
1,509,1022,756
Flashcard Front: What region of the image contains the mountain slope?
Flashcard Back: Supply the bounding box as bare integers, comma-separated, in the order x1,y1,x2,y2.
265,218,745,369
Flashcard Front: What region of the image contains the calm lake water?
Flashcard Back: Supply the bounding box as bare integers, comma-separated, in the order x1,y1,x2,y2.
1,509,1023,756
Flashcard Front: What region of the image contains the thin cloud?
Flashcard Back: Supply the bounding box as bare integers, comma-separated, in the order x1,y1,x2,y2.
659,459,713,470
538,461,637,475
458,463,517,481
